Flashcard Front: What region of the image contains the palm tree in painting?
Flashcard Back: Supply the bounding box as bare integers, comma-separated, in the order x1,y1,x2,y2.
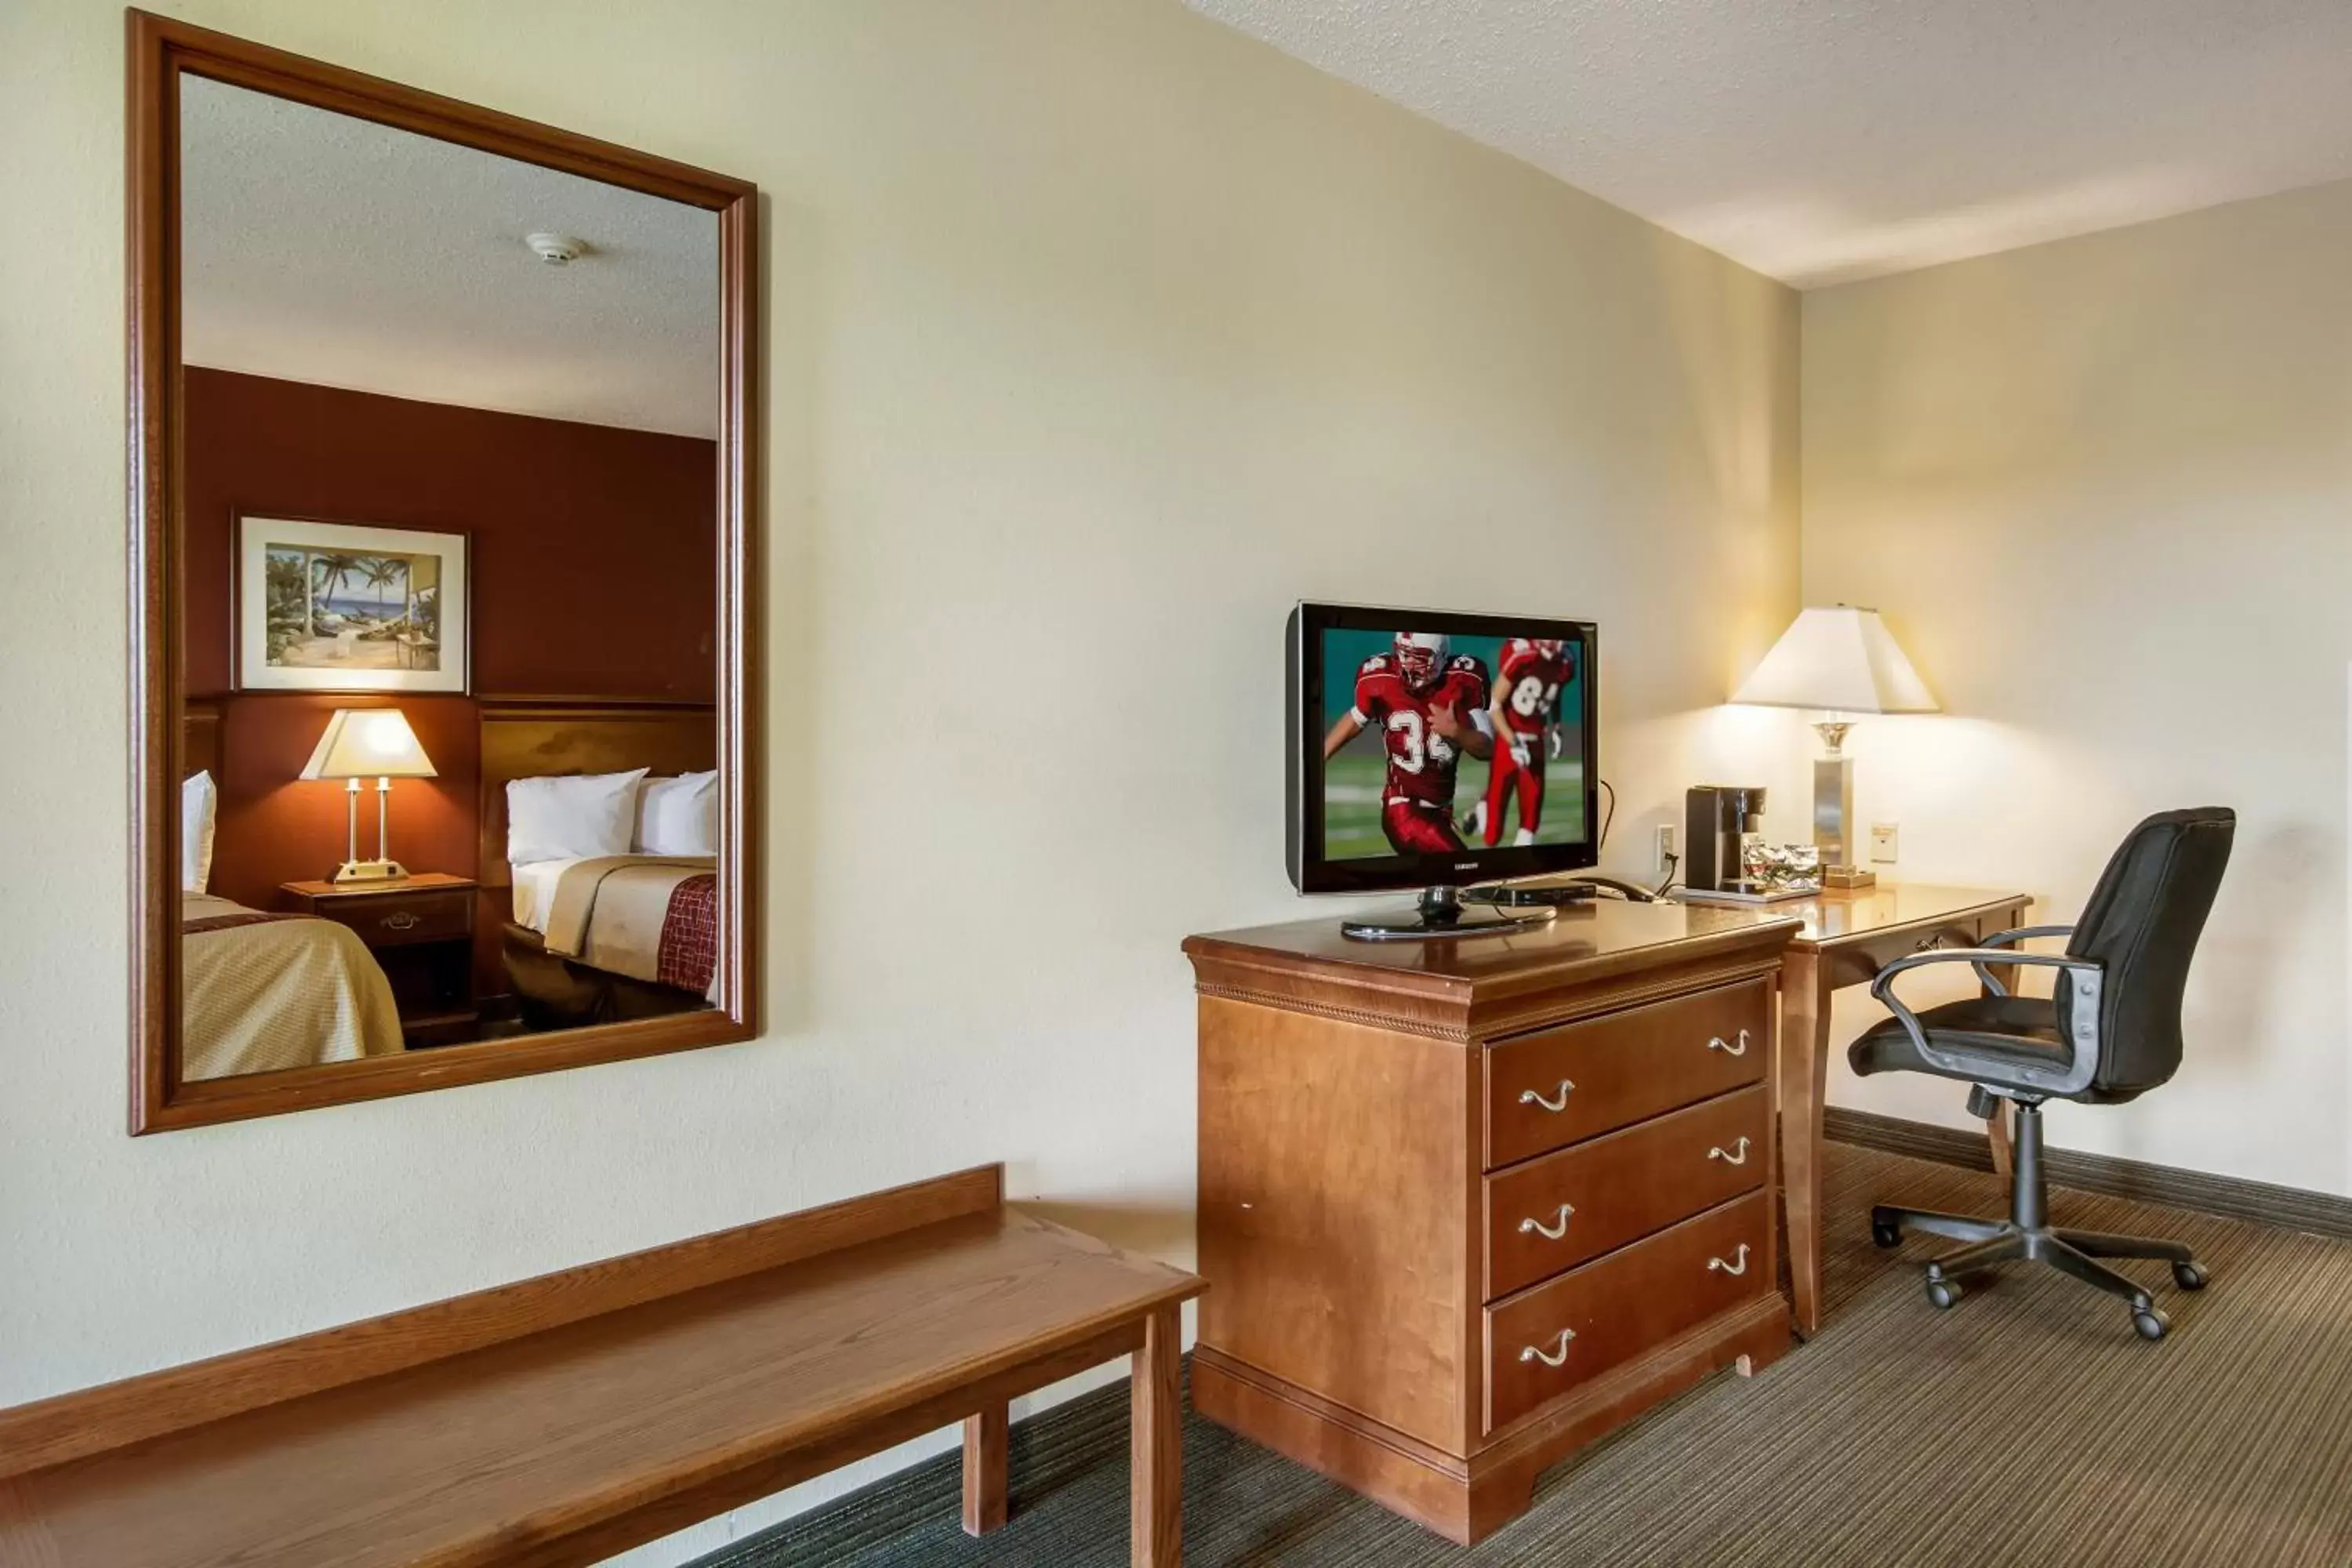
309,553,364,622
358,556,405,615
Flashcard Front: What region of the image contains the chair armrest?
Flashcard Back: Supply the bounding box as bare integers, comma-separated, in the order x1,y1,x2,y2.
1976,924,2074,949
1869,948,2105,1097
1966,926,2077,996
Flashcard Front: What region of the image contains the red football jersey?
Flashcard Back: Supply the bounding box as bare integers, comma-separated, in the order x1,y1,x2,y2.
1352,652,1491,810
1495,639,1577,740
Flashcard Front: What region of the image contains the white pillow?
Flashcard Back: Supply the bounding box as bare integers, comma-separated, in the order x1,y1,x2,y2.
182,769,217,894
506,768,648,866
634,771,719,856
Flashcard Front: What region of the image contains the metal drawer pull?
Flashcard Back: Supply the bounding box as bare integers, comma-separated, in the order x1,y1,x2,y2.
1708,1029,1751,1057
381,911,420,931
1518,1203,1575,1240
1518,1079,1574,1112
1519,1328,1576,1367
1708,1136,1752,1166
1708,1243,1752,1276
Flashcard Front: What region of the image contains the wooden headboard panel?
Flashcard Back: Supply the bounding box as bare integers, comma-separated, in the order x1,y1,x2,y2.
184,698,223,781
477,700,717,890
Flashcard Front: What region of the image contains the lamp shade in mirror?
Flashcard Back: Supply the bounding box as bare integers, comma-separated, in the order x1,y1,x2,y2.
299,707,438,780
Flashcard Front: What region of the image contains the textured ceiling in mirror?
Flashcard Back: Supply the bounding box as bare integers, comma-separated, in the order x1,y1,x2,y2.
180,75,718,437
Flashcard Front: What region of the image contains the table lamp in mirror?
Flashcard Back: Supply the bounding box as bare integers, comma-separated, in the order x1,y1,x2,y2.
300,708,437,883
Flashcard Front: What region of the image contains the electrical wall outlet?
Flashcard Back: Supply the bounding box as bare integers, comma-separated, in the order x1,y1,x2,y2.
1870,822,1900,864
1655,823,1676,873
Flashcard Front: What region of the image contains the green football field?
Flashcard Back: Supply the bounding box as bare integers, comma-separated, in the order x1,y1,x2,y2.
1323,743,1587,860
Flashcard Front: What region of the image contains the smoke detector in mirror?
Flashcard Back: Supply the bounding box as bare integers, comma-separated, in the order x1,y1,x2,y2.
524,232,589,265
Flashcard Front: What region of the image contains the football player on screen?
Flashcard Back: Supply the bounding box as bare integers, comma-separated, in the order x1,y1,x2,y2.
1322,632,1494,855
1465,637,1577,847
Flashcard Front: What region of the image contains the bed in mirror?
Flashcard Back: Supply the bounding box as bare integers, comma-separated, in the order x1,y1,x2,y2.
130,13,757,1131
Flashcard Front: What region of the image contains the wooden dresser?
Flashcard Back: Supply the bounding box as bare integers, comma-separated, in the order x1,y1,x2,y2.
1185,899,1803,1544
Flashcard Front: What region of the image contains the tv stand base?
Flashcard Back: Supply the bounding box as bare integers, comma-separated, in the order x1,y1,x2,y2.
1341,885,1555,942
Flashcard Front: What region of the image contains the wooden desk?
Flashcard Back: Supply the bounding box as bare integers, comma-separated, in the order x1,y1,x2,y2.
1773,883,2032,1335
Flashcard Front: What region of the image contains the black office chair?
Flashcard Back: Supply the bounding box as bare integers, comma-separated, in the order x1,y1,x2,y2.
1852,807,2235,1341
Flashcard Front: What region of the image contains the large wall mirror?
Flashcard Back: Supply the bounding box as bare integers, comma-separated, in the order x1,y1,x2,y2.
129,13,758,1131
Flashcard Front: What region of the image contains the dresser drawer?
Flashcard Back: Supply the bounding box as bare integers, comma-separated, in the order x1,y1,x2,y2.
307,887,472,948
1485,978,1769,1168
1483,1086,1769,1301
1485,1189,1772,1433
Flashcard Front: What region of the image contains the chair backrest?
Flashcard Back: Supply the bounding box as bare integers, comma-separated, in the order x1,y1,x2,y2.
2060,807,2235,1097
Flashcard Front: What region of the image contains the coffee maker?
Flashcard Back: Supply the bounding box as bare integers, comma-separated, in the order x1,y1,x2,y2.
1684,785,1769,895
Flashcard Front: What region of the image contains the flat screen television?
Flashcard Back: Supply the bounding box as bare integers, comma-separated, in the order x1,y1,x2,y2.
1287,601,1599,935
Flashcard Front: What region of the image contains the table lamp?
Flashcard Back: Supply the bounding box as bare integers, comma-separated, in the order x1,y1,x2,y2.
1731,605,1937,889
299,707,437,883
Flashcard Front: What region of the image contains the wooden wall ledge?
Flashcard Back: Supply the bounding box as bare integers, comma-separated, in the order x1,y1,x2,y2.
0,1164,1204,1568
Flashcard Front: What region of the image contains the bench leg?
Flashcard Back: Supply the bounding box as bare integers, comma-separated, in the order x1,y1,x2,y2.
961,1403,1008,1536
1131,1305,1182,1567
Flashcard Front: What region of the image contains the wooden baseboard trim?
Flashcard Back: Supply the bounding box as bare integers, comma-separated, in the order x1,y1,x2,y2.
1825,1106,2352,1241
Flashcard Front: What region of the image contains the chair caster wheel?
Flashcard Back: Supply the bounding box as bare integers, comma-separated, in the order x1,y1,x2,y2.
2172,1261,2209,1290
1871,1210,1903,1249
1925,1276,1962,1310
2133,1307,2170,1341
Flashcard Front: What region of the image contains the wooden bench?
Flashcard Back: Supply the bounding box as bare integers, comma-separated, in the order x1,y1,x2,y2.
0,1166,1204,1567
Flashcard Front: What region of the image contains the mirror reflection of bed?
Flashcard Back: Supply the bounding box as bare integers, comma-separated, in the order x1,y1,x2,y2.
481,702,720,1032
167,72,729,1089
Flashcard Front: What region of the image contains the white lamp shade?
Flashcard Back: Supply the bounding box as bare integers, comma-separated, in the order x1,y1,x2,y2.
1732,606,1939,714
299,708,438,780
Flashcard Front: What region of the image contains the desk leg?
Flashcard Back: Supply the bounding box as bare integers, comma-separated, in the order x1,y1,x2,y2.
962,1403,1008,1536
1778,949,1831,1338
1132,1305,1182,1567
1984,1097,2015,1177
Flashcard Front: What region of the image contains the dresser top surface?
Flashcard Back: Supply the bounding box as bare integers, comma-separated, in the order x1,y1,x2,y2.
1185,897,1798,993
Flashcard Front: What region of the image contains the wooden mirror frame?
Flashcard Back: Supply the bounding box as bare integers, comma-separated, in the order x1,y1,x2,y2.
127,11,760,1132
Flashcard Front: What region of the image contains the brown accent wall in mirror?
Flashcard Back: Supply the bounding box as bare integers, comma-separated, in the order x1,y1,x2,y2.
182,368,718,700
129,11,759,1133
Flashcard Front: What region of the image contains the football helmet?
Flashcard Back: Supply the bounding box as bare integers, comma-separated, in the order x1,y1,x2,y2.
1394,631,1449,691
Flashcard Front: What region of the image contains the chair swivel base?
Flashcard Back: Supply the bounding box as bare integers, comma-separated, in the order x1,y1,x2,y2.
1871,1204,2207,1340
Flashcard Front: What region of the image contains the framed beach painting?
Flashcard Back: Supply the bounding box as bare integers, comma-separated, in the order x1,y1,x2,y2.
236,516,469,692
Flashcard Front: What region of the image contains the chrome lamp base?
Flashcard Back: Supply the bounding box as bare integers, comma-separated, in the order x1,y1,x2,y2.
1813,722,1875,890
328,777,409,883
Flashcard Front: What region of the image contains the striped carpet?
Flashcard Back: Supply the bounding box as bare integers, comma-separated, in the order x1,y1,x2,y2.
700,1143,2352,1566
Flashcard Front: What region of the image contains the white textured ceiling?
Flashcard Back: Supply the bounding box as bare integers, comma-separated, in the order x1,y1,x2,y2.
181,75,717,437
1185,0,2352,288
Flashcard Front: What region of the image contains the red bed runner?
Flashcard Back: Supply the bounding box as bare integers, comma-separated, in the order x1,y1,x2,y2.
656,873,719,993
183,912,314,936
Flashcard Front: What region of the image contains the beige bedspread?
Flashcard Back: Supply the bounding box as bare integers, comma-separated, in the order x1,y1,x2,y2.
182,893,404,1081
539,855,717,988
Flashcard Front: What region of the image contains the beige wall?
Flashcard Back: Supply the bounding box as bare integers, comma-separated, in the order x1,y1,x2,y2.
0,1,1798,1556
1802,179,2352,1194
